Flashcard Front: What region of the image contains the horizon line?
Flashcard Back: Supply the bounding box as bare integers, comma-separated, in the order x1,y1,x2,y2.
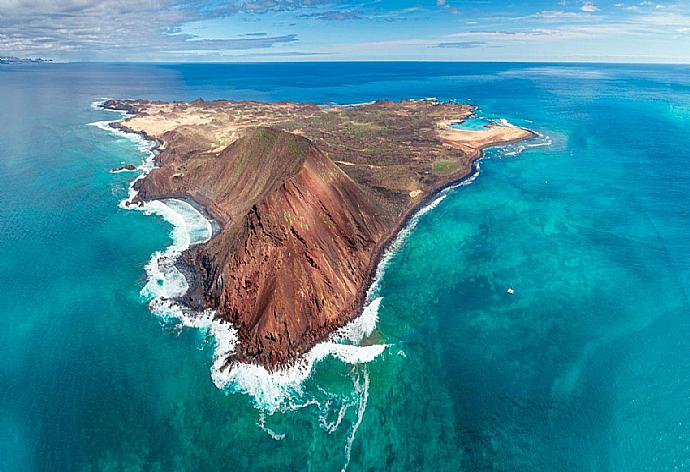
13,59,690,66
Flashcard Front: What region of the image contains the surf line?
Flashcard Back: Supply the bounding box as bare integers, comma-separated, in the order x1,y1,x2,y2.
90,99,547,414
89,99,386,413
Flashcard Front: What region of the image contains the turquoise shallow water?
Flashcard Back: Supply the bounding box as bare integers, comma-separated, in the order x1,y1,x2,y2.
450,116,492,130
2,63,690,471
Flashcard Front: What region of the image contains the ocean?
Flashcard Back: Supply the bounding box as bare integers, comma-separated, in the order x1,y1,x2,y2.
1,62,690,471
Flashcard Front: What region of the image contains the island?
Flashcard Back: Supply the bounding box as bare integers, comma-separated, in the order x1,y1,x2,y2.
0,56,51,64
104,98,534,368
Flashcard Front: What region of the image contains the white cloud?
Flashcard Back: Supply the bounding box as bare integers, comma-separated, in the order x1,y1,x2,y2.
447,25,625,42
2,0,690,61
535,10,593,18
436,0,460,15
0,0,340,59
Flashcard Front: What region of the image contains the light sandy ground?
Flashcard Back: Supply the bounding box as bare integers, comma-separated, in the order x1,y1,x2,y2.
122,102,533,194
125,104,219,135
128,105,531,159
124,102,317,153
437,120,533,154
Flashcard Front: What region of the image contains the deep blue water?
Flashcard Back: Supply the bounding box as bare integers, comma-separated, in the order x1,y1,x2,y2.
1,62,690,471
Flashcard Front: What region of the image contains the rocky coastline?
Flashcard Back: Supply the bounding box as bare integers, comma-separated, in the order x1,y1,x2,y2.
103,98,535,369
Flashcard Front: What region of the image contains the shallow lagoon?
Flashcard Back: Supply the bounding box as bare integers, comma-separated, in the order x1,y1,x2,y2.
450,116,492,131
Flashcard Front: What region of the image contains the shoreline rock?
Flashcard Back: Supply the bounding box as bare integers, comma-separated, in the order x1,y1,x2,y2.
110,164,137,173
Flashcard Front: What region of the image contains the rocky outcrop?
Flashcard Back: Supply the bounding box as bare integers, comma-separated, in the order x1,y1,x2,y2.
110,164,137,173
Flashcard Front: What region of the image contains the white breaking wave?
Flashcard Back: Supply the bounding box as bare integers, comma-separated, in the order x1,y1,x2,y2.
87,96,556,460
87,101,157,205
89,98,241,399
492,129,552,157
89,98,387,413
87,119,145,147
212,333,386,413
91,96,549,417
139,199,213,301
207,263,386,412
91,98,113,111
463,109,552,159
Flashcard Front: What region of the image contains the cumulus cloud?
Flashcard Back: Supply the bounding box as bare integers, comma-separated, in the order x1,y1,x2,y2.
580,2,600,12
3,0,690,61
236,0,333,13
0,0,338,59
535,10,593,19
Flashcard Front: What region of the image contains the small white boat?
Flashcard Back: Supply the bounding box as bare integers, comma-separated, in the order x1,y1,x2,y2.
507,287,515,295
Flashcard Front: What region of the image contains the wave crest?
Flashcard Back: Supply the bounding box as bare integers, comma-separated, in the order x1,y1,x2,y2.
90,99,387,412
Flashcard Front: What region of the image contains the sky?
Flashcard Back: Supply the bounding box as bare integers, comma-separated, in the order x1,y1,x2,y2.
1,0,689,63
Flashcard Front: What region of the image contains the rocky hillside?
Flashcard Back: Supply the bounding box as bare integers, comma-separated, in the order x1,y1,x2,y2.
136,127,386,366
106,98,534,368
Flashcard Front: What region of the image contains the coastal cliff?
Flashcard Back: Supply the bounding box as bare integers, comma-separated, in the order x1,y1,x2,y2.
105,99,534,368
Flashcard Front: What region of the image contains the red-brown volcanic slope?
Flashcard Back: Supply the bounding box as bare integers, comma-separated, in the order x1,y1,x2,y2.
105,99,534,368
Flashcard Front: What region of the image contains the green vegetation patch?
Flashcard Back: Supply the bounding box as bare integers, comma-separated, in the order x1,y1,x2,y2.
432,159,459,176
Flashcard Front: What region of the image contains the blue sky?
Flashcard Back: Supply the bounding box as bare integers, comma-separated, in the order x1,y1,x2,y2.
1,0,689,62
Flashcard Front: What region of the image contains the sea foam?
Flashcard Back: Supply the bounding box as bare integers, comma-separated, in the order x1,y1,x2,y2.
211,301,386,412
491,129,552,157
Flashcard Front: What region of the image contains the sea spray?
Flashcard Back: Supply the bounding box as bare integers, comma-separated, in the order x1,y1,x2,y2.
88,100,157,205
90,99,242,381
341,367,370,472
211,331,386,412
139,200,213,301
